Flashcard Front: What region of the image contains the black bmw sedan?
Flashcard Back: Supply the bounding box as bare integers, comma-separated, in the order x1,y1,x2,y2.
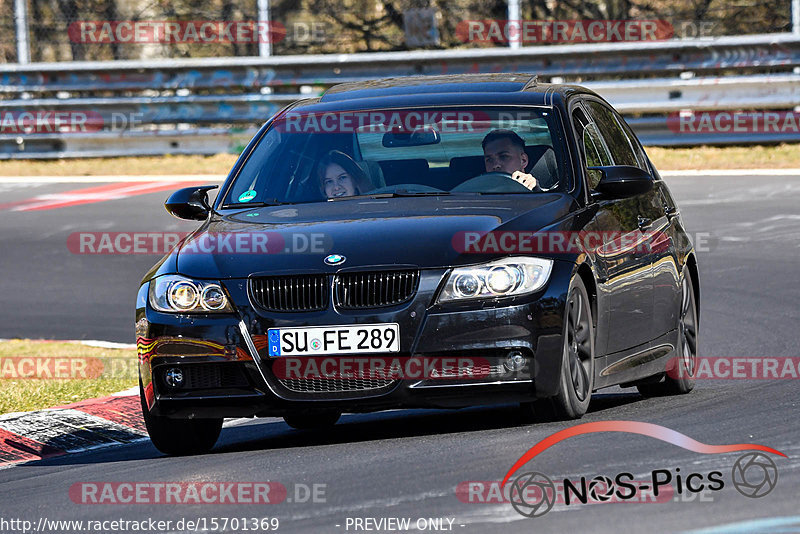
136,73,699,455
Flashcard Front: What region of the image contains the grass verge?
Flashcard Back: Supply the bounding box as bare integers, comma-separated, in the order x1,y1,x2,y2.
0,144,799,176
0,154,238,176
0,340,138,414
646,144,800,170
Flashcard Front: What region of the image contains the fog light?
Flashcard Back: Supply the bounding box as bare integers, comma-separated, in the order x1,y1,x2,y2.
504,350,526,372
164,367,184,388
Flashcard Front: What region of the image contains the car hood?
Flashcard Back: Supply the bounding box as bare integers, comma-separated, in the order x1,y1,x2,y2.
175,194,576,278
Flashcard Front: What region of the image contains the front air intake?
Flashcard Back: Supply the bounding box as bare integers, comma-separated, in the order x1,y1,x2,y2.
334,270,419,309
250,274,328,312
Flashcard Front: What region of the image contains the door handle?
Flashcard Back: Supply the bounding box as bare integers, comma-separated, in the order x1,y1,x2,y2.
637,216,652,231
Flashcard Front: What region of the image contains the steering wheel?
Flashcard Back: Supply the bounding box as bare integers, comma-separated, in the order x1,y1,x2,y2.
450,172,535,193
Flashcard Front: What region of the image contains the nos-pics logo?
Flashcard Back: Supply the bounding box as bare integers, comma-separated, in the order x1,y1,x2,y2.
502,421,783,518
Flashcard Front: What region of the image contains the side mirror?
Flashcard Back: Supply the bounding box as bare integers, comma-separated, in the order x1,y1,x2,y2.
588,165,653,199
164,185,218,220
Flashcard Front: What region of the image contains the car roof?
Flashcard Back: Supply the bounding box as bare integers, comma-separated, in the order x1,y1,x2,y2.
282,74,598,113
321,73,541,101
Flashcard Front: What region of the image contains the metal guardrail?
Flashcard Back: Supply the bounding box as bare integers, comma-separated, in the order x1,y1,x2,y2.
628,116,800,146
0,94,292,125
590,74,800,113
2,33,800,158
4,33,800,90
3,74,796,118
0,128,257,159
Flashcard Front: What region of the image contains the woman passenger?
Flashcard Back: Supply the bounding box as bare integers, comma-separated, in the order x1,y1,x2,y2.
316,150,371,199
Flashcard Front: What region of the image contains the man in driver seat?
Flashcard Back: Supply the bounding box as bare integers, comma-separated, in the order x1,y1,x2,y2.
482,129,539,191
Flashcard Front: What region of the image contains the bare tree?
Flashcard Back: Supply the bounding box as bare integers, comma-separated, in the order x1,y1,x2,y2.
56,0,86,60
5,0,795,62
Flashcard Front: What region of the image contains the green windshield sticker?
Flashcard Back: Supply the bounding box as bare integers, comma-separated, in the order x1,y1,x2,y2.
238,190,257,202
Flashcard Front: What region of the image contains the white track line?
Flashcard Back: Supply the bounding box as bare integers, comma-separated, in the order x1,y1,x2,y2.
111,387,140,397
660,169,800,176
78,340,137,350
0,338,137,350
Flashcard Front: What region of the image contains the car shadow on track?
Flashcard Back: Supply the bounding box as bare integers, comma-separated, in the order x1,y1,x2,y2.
18,392,646,468
215,391,645,453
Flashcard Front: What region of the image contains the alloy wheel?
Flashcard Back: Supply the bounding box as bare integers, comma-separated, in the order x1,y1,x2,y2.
679,276,698,377
567,287,592,402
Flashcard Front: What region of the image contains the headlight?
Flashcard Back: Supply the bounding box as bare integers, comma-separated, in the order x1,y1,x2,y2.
149,275,234,313
438,257,553,303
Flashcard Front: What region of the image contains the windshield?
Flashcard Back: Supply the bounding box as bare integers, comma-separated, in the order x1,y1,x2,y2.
221,106,569,207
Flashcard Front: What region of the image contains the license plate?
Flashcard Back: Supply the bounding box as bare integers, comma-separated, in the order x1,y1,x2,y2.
267,323,400,356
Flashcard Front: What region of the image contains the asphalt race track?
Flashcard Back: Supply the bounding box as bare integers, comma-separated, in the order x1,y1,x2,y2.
0,174,799,533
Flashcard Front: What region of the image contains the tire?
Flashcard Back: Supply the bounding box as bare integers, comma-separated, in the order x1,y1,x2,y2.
139,379,222,455
523,275,595,421
283,412,341,430
638,272,698,397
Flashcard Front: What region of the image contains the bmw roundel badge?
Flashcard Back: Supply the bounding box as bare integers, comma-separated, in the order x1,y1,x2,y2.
324,254,346,265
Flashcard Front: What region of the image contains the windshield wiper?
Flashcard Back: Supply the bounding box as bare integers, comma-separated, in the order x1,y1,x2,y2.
327,189,452,201
220,198,288,209
393,189,452,196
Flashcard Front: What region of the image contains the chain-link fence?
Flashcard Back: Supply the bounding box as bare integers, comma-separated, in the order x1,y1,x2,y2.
0,0,796,63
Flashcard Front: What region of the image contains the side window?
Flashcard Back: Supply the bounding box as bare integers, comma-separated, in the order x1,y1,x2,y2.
584,124,611,167
585,101,642,169
614,110,652,175
572,105,611,189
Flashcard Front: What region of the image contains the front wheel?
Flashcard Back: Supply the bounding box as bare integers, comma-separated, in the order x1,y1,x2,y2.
139,379,222,455
638,273,698,396
523,275,595,421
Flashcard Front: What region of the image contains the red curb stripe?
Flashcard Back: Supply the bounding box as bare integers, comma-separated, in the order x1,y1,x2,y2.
0,427,66,465
71,395,146,434
4,180,203,212
0,394,146,467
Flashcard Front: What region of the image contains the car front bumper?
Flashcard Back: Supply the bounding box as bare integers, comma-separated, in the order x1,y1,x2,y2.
136,261,573,419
